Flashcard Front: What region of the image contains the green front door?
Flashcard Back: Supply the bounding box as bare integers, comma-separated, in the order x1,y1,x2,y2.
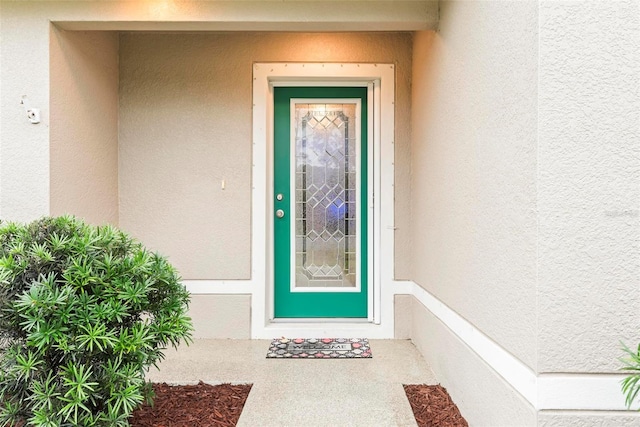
274,87,368,318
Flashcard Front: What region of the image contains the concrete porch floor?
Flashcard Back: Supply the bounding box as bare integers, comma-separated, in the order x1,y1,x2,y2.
146,339,438,426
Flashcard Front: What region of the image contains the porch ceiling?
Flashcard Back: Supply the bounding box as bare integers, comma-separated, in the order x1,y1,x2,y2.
53,1,439,32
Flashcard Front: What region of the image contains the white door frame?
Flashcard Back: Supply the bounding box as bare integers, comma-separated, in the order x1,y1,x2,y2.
250,63,395,338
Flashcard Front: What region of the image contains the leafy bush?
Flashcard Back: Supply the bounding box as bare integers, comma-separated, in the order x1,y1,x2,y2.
0,216,193,426
622,343,640,410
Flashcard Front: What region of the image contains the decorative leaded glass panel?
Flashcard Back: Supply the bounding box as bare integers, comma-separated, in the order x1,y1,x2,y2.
293,103,358,288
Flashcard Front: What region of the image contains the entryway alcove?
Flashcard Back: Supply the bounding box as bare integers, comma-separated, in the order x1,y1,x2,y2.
49,28,414,338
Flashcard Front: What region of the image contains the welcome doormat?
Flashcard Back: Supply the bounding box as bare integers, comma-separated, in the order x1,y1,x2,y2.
266,338,372,358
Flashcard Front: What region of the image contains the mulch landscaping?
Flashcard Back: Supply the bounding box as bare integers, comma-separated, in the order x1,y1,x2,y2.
404,384,468,427
128,382,466,427
130,382,252,427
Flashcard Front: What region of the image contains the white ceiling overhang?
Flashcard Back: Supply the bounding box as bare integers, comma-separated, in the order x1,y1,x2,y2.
50,0,438,32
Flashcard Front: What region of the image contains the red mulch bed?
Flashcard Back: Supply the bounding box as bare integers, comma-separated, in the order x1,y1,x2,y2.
130,382,252,427
9,382,464,427
404,384,468,427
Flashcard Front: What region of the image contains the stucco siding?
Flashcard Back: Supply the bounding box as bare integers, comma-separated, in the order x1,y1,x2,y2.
0,4,52,222
394,294,413,339
411,296,537,426
50,28,119,226
0,0,426,282
118,32,413,280
410,0,539,370
537,0,640,373
1,3,638,419
189,294,251,339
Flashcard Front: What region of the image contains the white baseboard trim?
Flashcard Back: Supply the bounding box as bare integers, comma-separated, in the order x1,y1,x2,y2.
538,373,629,411
181,278,631,411
409,280,538,405
183,280,253,294
408,281,629,412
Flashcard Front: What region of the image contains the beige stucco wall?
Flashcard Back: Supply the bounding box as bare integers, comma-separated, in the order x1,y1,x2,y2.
0,0,434,224
50,28,119,226
537,0,640,373
409,0,639,422
119,32,413,280
410,0,539,370
189,295,251,339
394,294,413,339
0,3,52,221
410,296,537,426
2,1,638,418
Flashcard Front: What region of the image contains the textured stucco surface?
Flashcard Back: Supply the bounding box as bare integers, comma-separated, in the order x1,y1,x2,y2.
188,294,251,339
2,1,639,419
537,0,640,373
0,4,52,221
119,32,413,280
394,294,412,339
0,0,432,223
538,412,640,427
50,28,119,226
410,296,537,426
0,2,422,278
410,0,539,369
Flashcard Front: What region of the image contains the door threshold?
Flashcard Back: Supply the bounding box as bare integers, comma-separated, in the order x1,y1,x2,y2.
270,318,371,324
255,319,391,339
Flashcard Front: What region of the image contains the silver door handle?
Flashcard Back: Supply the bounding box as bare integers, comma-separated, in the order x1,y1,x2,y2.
276,209,285,218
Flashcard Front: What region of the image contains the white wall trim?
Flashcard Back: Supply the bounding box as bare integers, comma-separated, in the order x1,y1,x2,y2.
251,62,396,339
179,64,394,339
183,279,408,339
183,280,253,294
538,373,629,411
408,281,630,412
410,280,538,406
182,278,630,411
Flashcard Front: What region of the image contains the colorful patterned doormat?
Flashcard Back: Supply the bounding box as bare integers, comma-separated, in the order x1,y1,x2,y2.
267,338,372,358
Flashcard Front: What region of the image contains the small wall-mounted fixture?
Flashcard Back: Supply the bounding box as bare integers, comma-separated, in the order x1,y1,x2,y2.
21,95,40,124
26,109,41,124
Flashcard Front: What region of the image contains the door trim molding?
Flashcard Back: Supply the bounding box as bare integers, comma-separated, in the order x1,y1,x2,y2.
250,62,396,338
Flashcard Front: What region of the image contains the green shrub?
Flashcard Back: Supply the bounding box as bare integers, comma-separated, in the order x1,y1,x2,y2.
0,216,193,426
622,343,640,410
